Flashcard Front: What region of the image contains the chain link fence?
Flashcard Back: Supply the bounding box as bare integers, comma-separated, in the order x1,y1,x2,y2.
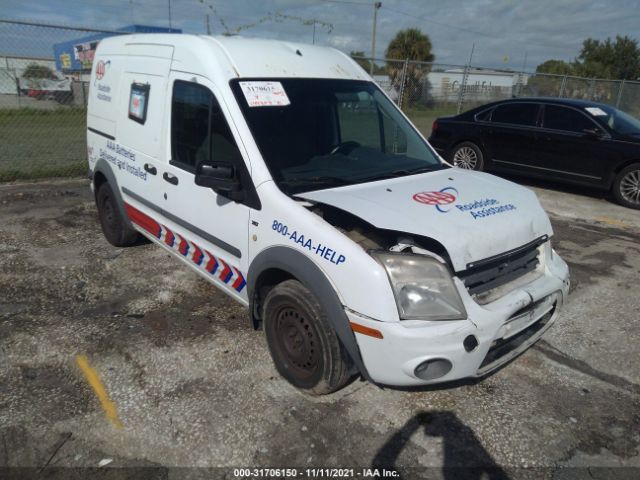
358,56,640,141
0,19,155,182
1,18,639,182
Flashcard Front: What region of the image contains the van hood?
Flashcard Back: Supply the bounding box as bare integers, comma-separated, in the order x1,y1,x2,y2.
297,168,553,272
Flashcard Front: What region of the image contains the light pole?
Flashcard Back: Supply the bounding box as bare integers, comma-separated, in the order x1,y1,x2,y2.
370,2,382,74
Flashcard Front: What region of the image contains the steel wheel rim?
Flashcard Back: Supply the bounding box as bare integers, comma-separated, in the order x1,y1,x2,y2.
102,194,117,229
620,169,640,205
453,146,478,169
273,306,320,380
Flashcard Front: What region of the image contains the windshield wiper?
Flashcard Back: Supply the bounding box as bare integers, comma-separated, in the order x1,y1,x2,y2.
358,165,441,183
278,176,354,187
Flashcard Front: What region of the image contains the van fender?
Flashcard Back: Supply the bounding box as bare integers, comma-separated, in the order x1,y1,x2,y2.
248,246,372,382
91,159,133,230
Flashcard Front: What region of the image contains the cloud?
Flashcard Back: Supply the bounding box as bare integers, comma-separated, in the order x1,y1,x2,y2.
1,0,639,70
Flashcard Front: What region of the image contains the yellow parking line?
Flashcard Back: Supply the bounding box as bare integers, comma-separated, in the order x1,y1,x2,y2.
594,216,630,229
75,355,123,429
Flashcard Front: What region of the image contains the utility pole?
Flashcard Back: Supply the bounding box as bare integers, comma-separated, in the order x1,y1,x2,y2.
168,0,172,30
517,51,528,97
457,42,475,114
313,20,316,44
206,14,211,35
370,2,382,74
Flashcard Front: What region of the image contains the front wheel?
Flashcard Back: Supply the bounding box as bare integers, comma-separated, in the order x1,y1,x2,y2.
263,280,352,395
96,182,139,246
449,141,484,171
612,163,640,210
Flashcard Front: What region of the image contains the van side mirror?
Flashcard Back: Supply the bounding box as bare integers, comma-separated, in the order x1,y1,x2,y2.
195,161,244,201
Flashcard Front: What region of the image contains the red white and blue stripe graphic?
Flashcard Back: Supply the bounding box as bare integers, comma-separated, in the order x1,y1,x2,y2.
125,203,246,293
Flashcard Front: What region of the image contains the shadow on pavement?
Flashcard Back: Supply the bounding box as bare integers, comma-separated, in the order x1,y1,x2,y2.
372,411,509,480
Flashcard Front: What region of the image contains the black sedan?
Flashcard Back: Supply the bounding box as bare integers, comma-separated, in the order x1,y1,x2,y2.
428,98,640,209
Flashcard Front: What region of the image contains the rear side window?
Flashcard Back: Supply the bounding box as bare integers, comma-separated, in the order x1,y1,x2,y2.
475,108,492,122
543,105,597,133
171,81,243,170
492,103,539,126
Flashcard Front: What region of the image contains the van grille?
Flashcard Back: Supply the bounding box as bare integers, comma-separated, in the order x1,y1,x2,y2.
457,236,547,296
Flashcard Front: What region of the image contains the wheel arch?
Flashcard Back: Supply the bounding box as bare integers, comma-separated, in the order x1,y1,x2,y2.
448,137,489,169
91,159,133,230
248,246,372,382
601,159,640,189
450,137,488,158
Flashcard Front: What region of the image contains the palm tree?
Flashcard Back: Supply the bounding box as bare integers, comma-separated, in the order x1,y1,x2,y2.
384,29,435,108
385,28,434,62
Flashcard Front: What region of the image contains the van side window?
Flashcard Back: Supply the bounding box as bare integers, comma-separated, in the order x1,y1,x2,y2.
172,82,212,169
210,98,244,167
171,81,244,171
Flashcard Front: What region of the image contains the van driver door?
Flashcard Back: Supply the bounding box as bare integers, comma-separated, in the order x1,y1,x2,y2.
156,72,253,303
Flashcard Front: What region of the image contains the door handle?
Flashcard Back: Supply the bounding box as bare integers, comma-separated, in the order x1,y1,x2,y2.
163,172,179,185
144,163,157,175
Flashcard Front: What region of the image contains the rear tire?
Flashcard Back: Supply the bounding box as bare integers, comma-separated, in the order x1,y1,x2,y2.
612,163,640,210
263,279,352,395
449,141,484,171
96,182,139,247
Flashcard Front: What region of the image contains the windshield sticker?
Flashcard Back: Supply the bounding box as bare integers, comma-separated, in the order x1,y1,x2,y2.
414,187,517,219
272,220,346,265
585,107,607,116
240,81,290,107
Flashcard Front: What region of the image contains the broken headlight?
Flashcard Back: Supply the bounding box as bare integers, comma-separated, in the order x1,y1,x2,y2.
375,252,467,321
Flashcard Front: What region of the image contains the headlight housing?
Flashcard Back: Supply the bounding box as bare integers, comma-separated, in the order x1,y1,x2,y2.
375,252,467,321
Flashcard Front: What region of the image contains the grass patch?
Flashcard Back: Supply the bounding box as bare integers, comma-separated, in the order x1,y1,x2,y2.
403,104,460,136
0,108,87,181
0,162,87,182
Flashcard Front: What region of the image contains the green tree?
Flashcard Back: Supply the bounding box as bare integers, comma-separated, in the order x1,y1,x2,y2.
535,35,640,80
350,51,385,74
536,59,575,76
385,28,435,62
350,51,373,72
22,63,56,79
574,35,640,80
384,29,435,108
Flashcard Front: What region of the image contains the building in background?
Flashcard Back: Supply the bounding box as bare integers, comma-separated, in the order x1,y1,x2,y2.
426,68,527,103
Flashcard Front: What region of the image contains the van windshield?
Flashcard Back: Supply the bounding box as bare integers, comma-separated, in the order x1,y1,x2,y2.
230,79,445,194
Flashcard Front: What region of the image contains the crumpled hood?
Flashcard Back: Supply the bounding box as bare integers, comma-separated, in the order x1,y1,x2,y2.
297,168,553,272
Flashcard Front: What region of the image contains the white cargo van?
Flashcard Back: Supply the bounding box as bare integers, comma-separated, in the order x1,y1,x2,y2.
87,34,570,394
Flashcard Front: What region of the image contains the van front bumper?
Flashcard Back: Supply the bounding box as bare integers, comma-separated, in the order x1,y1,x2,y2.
348,251,570,387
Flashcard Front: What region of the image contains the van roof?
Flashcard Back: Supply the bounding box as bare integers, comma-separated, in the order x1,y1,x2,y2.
96,33,369,82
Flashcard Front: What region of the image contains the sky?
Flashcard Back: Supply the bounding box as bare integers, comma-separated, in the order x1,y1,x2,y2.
1,0,639,71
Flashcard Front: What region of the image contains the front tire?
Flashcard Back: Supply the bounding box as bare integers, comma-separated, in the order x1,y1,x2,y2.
612,163,640,210
96,182,139,246
263,280,352,395
449,141,484,171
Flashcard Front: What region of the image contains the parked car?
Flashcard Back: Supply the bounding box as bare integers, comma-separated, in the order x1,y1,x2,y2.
428,98,640,209
87,34,569,394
